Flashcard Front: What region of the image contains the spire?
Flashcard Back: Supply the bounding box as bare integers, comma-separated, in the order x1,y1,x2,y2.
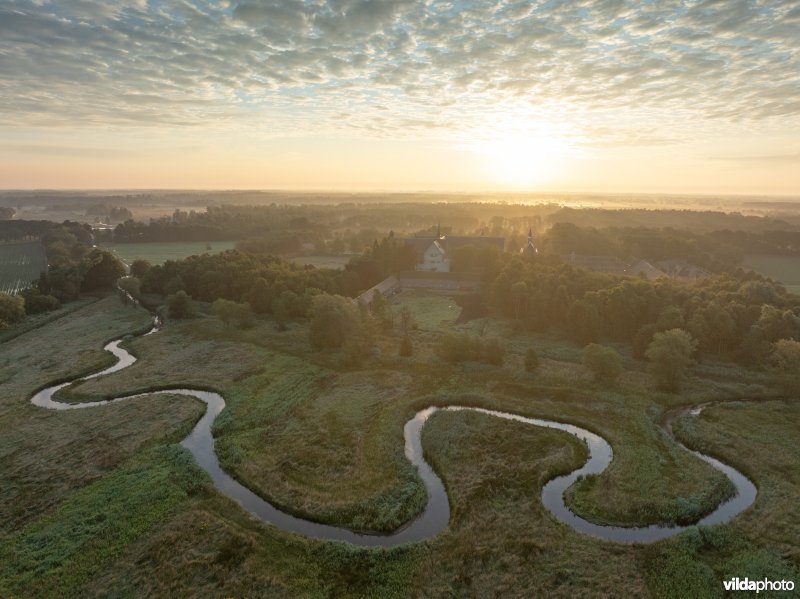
523,226,537,255
437,221,441,239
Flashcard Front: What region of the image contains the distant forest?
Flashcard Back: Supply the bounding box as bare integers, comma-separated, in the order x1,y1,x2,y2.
3,205,799,371
94,204,800,272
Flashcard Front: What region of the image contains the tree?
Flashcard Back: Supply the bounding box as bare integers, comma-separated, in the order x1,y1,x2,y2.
167,290,194,319
369,290,392,331
633,324,659,360
567,299,601,343
769,339,800,395
583,343,622,384
524,347,540,372
18,288,59,314
213,298,239,327
309,294,361,349
740,305,800,366
0,293,25,325
80,249,125,291
163,275,187,296
44,264,83,302
213,298,252,328
247,277,273,314
130,259,152,278
645,328,697,392
118,276,141,299
688,303,736,356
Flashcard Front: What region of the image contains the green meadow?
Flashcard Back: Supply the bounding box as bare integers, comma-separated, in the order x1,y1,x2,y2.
99,241,237,266
743,255,800,295
0,293,797,597
289,254,353,270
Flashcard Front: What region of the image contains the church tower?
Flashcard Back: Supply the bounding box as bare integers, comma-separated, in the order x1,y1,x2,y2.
522,228,538,255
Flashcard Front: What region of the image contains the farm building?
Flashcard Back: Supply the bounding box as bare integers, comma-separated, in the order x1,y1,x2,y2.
403,226,504,273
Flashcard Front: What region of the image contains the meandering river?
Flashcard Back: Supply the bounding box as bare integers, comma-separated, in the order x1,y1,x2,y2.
30,314,757,547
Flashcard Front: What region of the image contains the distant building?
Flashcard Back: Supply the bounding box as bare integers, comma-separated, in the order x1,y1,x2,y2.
655,260,712,280
356,276,400,306
626,259,668,280
521,228,538,256
404,225,504,273
562,253,696,281
562,253,628,276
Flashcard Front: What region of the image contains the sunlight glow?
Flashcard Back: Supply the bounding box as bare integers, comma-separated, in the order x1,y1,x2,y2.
473,135,568,186
459,114,572,188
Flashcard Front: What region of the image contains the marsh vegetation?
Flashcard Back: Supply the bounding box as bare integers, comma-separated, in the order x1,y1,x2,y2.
1,200,799,597
0,286,796,596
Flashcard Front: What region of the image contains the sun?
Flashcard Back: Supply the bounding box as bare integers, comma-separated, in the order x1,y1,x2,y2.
473,135,567,187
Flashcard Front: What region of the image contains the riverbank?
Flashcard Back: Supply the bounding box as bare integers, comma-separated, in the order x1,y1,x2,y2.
1,297,797,597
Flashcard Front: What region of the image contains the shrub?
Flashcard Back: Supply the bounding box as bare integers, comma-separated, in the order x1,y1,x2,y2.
117,276,141,299
167,290,194,319
769,339,800,395
524,347,540,372
583,343,622,384
309,294,361,349
436,332,505,365
645,328,697,392
18,288,59,314
129,259,152,278
80,249,126,291
213,298,253,328
0,292,25,324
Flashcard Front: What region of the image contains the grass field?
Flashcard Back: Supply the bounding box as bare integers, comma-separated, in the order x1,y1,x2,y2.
391,289,461,331
0,296,100,344
0,292,797,597
743,255,800,294
0,241,47,294
289,254,353,269
99,241,237,266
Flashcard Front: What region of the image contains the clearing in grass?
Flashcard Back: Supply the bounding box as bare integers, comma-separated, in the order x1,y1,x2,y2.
99,241,237,266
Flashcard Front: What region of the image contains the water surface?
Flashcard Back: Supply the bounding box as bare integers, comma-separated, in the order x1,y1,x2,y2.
30,316,757,546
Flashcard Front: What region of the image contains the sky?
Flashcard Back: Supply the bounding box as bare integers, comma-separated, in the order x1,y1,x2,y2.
0,0,798,194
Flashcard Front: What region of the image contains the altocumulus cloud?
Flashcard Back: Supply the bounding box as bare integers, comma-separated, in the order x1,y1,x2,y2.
0,0,798,139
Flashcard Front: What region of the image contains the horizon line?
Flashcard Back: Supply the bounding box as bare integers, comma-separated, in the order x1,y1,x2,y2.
1,188,798,200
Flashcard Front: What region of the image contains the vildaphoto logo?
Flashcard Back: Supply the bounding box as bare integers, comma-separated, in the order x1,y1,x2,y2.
723,577,795,593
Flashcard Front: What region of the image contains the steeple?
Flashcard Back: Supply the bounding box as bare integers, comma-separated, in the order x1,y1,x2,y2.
437,221,441,239
522,227,538,255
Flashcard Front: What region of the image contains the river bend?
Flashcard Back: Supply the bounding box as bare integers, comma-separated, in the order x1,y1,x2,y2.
30,316,757,547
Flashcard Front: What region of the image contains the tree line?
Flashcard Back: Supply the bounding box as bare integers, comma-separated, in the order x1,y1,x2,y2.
0,221,125,328
487,253,799,369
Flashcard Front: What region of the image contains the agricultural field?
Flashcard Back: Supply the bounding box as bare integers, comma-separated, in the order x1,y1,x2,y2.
99,241,237,266
1,291,797,597
743,255,800,294
289,254,353,270
0,241,47,295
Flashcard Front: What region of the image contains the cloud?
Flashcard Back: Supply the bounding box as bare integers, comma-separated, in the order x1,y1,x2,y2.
0,0,797,145
0,143,138,157
711,151,800,164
